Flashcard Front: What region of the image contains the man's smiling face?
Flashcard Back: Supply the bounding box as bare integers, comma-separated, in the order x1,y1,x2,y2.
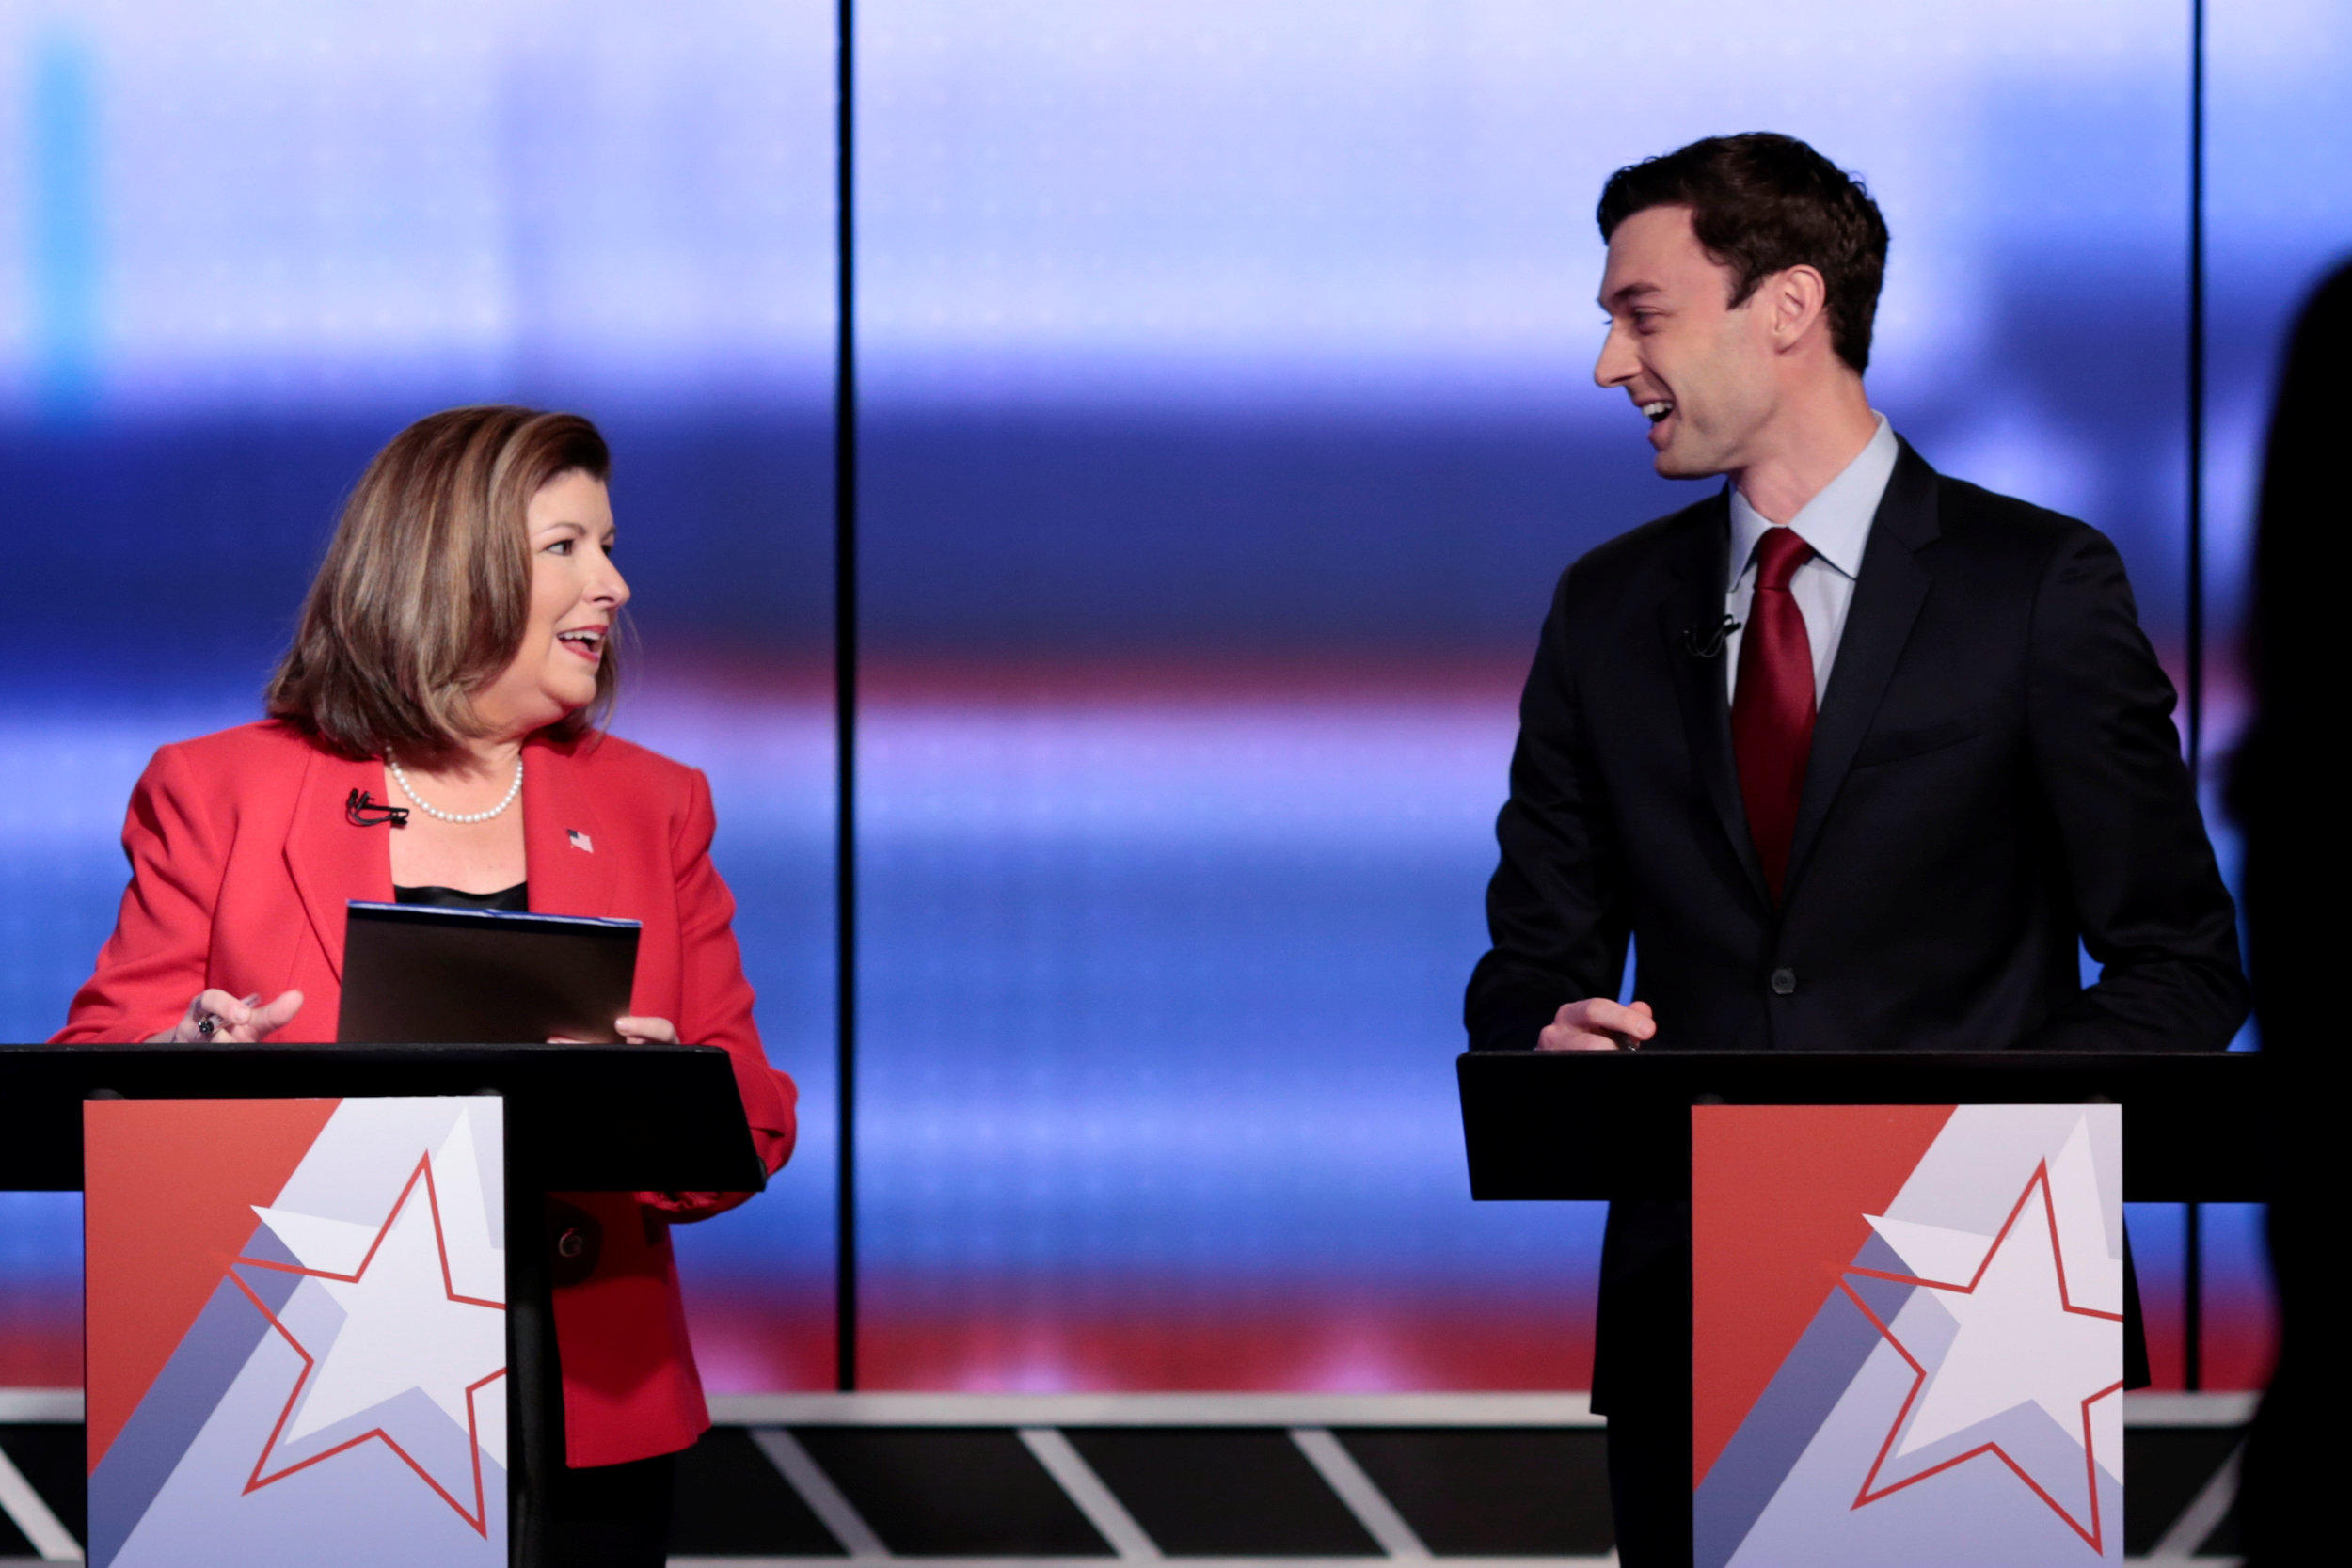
1592,204,1779,480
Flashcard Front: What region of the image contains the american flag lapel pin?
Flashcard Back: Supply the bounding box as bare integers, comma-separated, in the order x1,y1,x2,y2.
567,829,595,853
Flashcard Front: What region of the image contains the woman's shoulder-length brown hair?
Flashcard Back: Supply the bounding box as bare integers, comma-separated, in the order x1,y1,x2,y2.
266,404,616,766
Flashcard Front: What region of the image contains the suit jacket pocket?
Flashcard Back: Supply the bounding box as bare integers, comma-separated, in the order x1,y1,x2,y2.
1850,710,1984,768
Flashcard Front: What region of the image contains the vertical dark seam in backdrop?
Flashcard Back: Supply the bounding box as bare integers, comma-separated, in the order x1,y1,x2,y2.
2184,0,2207,1395
834,0,860,1394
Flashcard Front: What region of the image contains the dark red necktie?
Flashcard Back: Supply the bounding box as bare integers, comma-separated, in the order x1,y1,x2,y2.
1731,526,1817,899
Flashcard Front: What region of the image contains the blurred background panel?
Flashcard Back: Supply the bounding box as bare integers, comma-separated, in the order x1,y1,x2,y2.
853,0,2222,1390
0,0,837,1391
3,0,2316,1400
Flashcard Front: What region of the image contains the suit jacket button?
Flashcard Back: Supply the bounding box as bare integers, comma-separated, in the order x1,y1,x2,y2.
1770,967,1797,996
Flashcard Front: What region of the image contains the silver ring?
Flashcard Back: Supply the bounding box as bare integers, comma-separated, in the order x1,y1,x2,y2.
195,1013,218,1039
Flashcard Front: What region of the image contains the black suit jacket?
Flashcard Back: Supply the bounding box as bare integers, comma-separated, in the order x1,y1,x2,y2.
1466,441,2248,1406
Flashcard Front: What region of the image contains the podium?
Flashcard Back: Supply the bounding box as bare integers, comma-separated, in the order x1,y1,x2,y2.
1,1042,765,1568
1456,1051,2273,1567
0,1042,765,1194
1456,1049,2274,1202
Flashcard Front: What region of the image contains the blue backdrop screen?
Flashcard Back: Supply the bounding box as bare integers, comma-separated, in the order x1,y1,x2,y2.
8,0,2338,1393
0,1,840,1392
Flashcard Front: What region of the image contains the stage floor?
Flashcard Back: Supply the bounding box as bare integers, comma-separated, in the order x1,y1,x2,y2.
3,1389,2249,1564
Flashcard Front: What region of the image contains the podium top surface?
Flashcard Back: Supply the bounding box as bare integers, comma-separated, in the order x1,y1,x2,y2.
1457,1049,2272,1202
0,1041,764,1193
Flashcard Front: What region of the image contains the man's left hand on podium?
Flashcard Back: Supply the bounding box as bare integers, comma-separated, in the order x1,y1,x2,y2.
1536,996,1654,1052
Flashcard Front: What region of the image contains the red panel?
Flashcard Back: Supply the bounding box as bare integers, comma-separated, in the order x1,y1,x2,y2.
83,1099,340,1470
1691,1104,1954,1487
0,1293,80,1386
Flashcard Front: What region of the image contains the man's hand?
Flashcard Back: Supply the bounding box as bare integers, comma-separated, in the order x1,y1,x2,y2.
1536,997,1655,1051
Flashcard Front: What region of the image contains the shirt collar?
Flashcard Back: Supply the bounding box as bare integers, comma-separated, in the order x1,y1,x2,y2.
1728,413,1899,583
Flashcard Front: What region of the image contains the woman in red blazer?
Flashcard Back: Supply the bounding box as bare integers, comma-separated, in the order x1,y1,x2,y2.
56,406,796,1567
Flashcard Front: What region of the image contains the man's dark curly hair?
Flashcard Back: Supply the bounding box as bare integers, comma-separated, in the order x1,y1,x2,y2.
1597,133,1888,374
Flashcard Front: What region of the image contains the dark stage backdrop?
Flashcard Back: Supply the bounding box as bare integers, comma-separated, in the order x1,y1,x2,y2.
8,0,2339,1394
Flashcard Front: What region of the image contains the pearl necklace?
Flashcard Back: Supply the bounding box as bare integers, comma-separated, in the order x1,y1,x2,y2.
387,755,524,824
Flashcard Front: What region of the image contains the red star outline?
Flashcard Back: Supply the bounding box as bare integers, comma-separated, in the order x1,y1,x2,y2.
226,1150,507,1538
1835,1158,2125,1554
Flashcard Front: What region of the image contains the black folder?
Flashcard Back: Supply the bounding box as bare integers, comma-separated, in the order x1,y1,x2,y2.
337,900,640,1044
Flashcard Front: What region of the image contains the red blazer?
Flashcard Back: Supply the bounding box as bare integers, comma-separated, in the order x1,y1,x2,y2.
56,720,798,1467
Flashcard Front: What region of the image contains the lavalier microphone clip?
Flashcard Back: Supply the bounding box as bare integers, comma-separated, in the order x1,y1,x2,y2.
1683,616,1740,659
345,788,410,828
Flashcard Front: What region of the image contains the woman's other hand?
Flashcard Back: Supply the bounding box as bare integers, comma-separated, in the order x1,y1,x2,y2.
548,1016,681,1045
150,989,304,1044
639,1189,753,1221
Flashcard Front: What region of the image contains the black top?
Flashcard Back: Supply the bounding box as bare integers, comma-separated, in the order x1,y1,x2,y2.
393,881,530,912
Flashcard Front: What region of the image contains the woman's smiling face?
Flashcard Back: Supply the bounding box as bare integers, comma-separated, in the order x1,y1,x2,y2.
469,468,628,742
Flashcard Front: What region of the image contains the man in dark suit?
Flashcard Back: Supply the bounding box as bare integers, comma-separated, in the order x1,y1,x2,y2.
1464,133,2247,1567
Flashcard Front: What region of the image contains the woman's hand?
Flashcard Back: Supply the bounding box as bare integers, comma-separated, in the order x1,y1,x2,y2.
548,1016,681,1046
149,989,304,1044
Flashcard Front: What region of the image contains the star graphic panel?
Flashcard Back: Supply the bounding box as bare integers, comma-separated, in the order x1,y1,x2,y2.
1693,1103,2123,1568
86,1097,508,1568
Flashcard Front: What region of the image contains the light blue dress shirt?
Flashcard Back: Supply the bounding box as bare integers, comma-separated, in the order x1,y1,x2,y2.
1724,413,1900,704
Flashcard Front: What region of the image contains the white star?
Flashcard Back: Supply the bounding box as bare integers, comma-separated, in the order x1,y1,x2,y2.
277,1168,504,1448
1883,1167,2121,1459
244,1110,507,1488
1858,1113,2123,1470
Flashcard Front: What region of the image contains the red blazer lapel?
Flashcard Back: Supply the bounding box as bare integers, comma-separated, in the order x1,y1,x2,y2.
283,745,395,982
525,736,617,917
